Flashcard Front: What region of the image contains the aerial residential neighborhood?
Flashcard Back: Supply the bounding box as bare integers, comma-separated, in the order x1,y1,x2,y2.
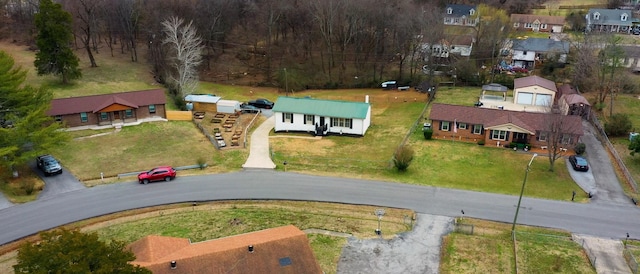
1,0,640,273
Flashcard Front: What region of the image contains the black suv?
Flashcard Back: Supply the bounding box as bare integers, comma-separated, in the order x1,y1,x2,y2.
37,155,63,176
247,98,274,109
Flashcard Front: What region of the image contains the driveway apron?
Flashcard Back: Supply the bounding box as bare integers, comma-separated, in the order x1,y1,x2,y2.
242,116,276,169
36,166,86,200
579,120,629,205
0,193,12,210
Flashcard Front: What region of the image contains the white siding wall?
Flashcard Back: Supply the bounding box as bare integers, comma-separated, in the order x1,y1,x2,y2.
514,86,556,107
273,106,371,136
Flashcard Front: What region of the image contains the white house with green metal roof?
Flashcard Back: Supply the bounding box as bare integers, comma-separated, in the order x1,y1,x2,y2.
272,96,371,136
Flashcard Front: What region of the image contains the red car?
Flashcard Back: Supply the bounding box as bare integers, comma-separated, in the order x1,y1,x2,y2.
138,166,177,184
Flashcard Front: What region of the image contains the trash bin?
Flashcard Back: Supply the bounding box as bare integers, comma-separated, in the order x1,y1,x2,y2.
423,123,431,131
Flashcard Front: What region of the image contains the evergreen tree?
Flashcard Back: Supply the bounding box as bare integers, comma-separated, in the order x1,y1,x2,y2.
14,229,151,273
0,51,68,176
34,0,81,84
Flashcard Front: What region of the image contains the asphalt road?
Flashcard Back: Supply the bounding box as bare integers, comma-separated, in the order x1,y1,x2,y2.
0,169,638,246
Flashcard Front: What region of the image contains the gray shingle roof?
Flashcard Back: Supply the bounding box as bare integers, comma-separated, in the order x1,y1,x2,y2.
272,96,370,119
587,9,638,27
511,38,570,53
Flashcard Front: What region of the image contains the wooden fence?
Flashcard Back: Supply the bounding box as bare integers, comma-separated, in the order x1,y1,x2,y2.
166,111,192,121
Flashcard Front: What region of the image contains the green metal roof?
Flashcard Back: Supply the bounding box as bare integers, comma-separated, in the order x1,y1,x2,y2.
272,96,370,119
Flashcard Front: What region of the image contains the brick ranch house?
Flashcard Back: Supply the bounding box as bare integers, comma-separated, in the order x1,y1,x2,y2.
428,103,583,149
128,225,322,274
47,89,167,128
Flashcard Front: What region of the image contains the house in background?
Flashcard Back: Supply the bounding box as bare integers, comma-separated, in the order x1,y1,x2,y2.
557,84,591,117
429,103,583,148
47,89,167,129
443,4,478,27
272,96,371,136
507,37,570,69
128,225,323,274
479,76,558,113
510,14,565,33
585,8,639,33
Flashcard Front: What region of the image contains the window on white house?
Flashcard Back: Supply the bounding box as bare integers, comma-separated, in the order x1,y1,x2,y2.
524,23,532,28
594,12,600,20
284,113,293,123
447,7,452,14
80,112,88,123
514,22,520,27
538,132,547,142
304,114,314,125
331,118,352,128
454,18,461,24
458,123,467,130
149,104,156,113
125,109,133,118
622,14,628,21
441,121,450,131
473,124,482,134
491,130,508,141
444,18,452,24
469,9,475,15
100,112,108,121
541,24,547,29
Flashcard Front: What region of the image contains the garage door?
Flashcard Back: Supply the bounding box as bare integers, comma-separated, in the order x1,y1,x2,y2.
552,26,562,33
517,92,533,105
535,94,552,106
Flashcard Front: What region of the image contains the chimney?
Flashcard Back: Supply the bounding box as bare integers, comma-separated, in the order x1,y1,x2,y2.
170,261,177,269
365,95,369,103
248,245,254,253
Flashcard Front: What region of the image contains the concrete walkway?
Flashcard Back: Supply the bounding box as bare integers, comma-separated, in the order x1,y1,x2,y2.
573,234,632,274
0,193,12,210
242,116,277,169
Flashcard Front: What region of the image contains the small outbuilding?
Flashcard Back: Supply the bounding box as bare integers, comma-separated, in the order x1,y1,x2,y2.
217,100,241,114
184,94,221,112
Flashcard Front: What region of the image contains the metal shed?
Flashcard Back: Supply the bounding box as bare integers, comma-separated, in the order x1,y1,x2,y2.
216,100,241,114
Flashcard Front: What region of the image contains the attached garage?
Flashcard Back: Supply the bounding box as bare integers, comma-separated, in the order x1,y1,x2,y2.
217,100,241,114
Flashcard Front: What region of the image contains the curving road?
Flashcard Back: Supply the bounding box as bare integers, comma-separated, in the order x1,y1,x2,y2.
0,169,638,246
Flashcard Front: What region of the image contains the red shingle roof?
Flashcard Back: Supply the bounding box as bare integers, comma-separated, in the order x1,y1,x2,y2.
514,76,557,92
510,14,566,25
429,103,583,135
128,225,323,274
47,89,167,116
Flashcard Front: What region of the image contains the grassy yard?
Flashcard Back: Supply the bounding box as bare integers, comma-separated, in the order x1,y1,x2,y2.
441,218,595,274
50,121,246,182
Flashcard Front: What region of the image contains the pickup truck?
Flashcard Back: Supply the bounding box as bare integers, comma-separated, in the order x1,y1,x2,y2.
37,155,63,176
247,98,274,109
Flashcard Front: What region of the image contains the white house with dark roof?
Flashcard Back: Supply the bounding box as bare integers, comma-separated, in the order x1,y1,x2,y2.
479,76,557,113
510,14,565,33
272,96,371,136
443,4,478,27
586,8,639,33
507,37,570,69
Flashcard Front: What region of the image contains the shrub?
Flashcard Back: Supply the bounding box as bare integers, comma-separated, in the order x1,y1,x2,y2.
605,113,632,137
477,139,485,146
574,143,586,155
196,157,207,170
393,145,414,172
423,128,433,140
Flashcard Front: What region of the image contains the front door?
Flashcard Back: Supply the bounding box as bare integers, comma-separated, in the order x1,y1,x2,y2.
114,111,120,120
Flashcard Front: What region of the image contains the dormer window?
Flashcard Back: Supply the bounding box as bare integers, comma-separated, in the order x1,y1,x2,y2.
593,12,600,20
469,9,475,16
622,13,628,21
447,7,452,15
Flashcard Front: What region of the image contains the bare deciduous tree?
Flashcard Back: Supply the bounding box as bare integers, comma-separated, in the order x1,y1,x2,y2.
162,16,204,97
541,111,582,172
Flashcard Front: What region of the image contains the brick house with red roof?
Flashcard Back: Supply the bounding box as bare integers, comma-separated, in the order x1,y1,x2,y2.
128,225,323,274
47,89,167,128
428,103,583,149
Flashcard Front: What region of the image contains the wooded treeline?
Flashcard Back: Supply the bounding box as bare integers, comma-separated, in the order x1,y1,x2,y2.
1,0,543,90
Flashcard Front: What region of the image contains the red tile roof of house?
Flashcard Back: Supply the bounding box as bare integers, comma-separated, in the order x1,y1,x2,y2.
514,76,557,92
47,89,167,116
429,103,583,135
557,83,578,96
128,225,323,274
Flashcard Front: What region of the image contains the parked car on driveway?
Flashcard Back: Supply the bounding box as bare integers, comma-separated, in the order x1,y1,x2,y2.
240,103,261,113
247,98,274,109
36,155,63,176
569,155,589,172
138,166,177,184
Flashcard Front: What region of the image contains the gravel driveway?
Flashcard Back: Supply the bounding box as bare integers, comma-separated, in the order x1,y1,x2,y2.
337,214,453,274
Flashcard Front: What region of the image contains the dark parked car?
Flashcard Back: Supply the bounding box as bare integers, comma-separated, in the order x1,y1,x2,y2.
138,166,177,184
569,155,589,172
36,154,63,176
247,98,274,109
240,103,261,113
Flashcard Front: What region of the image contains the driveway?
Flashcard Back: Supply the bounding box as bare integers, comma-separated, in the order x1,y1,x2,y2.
577,120,629,205
0,193,11,210
31,161,85,200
